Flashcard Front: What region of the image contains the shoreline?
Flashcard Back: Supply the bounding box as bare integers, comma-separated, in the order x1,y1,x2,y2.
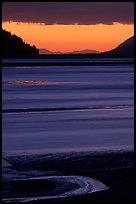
2,144,134,156
2,61,133,67
2,148,134,203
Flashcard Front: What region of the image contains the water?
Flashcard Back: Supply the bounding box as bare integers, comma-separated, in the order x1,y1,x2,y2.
2,59,134,201
2,58,134,152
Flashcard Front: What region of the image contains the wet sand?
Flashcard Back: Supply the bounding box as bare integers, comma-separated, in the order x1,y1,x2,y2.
2,148,134,203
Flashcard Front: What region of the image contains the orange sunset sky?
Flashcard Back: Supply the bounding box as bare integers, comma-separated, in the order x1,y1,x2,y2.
2,2,134,53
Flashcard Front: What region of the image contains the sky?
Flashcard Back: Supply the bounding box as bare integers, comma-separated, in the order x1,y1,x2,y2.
2,2,134,53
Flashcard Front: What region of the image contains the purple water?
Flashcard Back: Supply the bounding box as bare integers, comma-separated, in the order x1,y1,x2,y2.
2,58,134,152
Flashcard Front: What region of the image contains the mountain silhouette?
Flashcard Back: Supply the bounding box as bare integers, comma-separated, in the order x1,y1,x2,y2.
39,48,99,55
39,49,62,55
102,36,134,57
69,49,100,54
2,29,39,57
2,29,133,58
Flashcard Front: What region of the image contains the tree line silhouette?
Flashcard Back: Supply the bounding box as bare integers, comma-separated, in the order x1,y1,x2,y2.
2,29,39,57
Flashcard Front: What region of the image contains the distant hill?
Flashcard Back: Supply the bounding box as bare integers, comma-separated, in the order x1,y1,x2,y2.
39,48,99,55
39,49,54,54
70,49,100,54
2,29,39,57
39,49,62,55
102,36,134,57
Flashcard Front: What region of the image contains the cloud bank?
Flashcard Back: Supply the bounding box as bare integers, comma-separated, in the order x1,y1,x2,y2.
2,2,134,25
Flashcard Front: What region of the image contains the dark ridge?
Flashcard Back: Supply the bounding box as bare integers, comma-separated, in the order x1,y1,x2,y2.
102,36,134,57
2,29,39,57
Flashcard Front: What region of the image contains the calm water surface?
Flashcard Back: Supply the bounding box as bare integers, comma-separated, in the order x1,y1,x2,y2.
2,58,134,152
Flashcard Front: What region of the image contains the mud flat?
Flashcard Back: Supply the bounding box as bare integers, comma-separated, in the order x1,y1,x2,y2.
2,148,134,203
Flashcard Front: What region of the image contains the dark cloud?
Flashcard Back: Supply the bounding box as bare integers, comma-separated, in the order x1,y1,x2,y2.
2,2,134,25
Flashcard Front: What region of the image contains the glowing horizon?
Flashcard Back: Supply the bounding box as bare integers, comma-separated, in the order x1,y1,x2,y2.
2,21,134,53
